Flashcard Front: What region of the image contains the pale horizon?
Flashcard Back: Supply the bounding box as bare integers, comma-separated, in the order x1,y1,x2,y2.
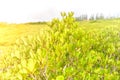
0,0,120,23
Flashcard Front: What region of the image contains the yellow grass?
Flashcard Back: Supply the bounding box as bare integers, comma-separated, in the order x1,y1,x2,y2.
0,23,48,53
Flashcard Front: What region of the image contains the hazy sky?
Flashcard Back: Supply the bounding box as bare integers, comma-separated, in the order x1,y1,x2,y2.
0,0,120,23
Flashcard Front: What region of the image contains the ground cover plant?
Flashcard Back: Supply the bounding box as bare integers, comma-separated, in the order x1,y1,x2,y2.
0,12,120,80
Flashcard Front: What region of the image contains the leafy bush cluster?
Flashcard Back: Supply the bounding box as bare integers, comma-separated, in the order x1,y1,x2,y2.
0,12,120,80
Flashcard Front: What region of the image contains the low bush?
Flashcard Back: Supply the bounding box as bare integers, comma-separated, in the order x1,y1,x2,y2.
0,12,120,80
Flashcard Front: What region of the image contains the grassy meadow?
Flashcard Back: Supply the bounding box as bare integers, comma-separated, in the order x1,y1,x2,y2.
0,13,120,79
0,23,48,52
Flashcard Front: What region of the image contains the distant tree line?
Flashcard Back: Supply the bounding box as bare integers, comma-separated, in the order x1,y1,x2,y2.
26,21,47,25
76,13,120,21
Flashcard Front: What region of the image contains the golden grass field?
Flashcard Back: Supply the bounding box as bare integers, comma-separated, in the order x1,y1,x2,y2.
0,23,48,53
0,19,120,51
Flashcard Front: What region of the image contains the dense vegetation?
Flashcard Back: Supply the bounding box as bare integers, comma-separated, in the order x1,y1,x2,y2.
0,12,120,80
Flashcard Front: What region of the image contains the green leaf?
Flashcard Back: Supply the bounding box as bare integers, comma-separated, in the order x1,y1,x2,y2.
56,75,64,80
21,59,27,68
27,59,36,73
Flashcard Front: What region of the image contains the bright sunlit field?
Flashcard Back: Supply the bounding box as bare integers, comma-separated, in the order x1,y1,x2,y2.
0,19,119,47
0,0,120,79
0,23,48,52
0,13,120,79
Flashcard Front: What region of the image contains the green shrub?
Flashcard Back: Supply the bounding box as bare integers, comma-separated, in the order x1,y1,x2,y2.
0,12,120,80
